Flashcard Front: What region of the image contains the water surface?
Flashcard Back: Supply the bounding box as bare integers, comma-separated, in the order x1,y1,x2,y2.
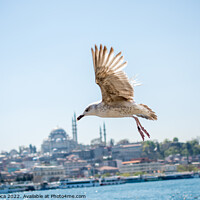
3,178,200,200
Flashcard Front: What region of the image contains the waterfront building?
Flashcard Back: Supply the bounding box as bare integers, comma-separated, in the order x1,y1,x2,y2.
96,166,119,175
161,164,177,173
33,165,65,183
41,127,78,153
112,143,142,161
119,160,162,174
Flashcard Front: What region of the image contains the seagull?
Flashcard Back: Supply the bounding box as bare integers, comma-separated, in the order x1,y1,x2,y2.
77,45,157,141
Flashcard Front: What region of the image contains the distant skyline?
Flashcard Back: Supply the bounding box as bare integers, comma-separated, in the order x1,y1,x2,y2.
0,1,200,152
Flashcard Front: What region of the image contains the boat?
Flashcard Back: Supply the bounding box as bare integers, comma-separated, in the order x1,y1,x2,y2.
192,172,200,178
59,178,100,189
160,172,194,180
99,176,125,186
123,176,145,183
0,184,26,194
40,181,59,190
143,175,160,181
0,185,9,194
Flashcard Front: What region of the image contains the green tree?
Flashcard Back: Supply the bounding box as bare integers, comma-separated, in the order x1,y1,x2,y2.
177,164,198,172
173,137,179,142
102,173,111,177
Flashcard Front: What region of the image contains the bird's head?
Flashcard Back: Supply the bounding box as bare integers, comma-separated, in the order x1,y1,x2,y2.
77,103,98,121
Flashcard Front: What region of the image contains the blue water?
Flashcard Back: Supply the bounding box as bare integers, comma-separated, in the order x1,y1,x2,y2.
3,178,200,200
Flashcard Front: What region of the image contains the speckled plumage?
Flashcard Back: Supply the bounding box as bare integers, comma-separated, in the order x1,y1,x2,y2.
77,45,157,140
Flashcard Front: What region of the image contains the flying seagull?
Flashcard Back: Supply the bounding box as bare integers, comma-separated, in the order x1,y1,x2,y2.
77,45,157,141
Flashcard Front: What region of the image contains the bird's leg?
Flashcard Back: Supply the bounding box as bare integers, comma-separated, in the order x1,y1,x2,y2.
133,116,145,141
136,118,150,138
138,125,145,141
133,116,150,140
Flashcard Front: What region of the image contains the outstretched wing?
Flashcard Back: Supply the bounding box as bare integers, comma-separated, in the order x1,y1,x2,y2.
91,44,134,103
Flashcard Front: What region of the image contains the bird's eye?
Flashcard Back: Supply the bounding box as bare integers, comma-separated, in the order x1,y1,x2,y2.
85,107,90,112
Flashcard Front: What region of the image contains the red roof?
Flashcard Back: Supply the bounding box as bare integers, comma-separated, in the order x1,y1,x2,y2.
122,160,140,165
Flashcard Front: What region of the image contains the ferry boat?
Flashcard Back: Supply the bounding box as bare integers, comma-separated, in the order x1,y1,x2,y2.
0,185,8,194
99,176,125,186
40,181,59,190
59,179,100,189
159,172,194,180
0,184,26,194
143,175,160,181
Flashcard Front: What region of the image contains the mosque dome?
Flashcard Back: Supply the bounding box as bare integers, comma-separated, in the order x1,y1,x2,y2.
49,126,68,140
41,125,78,154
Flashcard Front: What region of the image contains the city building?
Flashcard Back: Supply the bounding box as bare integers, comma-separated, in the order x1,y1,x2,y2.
112,143,142,161
96,166,119,175
72,149,93,160
33,165,65,183
64,155,88,176
22,156,39,169
161,164,177,173
119,159,162,174
6,162,22,173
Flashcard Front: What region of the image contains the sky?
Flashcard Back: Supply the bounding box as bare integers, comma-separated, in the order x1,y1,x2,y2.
0,0,200,152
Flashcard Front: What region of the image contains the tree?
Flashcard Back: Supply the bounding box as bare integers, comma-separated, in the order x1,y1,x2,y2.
109,139,114,146
32,146,37,153
102,173,111,177
142,141,157,159
177,164,198,172
173,137,179,143
29,144,33,153
120,173,130,177
186,142,193,155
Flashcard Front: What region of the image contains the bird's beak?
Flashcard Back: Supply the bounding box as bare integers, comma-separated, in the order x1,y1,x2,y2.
77,114,84,121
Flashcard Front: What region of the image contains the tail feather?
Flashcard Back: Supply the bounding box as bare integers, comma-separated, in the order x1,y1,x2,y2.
137,104,157,120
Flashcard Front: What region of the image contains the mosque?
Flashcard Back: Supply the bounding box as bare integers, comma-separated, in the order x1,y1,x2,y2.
41,114,78,153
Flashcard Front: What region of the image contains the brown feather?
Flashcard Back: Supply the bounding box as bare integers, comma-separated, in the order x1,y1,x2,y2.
91,45,134,103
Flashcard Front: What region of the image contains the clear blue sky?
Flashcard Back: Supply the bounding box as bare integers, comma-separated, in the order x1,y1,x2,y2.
0,0,200,152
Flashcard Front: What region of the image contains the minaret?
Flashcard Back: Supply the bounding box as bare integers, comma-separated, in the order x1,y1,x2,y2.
72,117,74,140
103,122,106,146
99,126,102,142
72,112,78,143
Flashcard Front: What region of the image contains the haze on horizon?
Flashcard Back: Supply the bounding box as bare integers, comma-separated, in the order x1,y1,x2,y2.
0,0,200,152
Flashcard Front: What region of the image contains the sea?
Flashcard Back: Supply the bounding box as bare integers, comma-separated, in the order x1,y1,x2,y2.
2,178,200,200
